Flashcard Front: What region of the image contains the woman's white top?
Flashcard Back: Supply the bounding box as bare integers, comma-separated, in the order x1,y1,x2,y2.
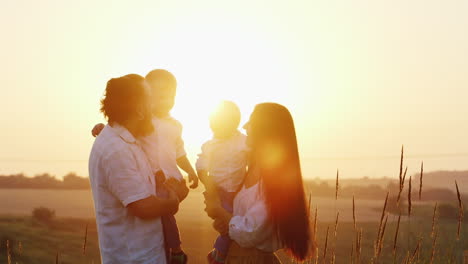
229,182,282,252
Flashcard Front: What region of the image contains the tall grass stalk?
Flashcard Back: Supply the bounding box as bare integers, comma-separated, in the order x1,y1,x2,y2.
323,225,329,262
455,180,463,240
407,176,412,251
429,228,438,264
408,238,421,264
313,206,318,246
408,176,412,217
83,223,88,255
334,212,339,238
419,162,423,200
431,202,438,238
392,213,401,263
375,192,389,257
18,241,22,256
397,167,408,205
308,193,312,215
335,170,339,201
356,228,362,264
6,240,11,264
353,195,357,231
399,145,404,187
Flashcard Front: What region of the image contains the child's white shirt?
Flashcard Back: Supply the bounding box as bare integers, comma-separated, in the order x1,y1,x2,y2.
196,131,248,192
138,116,186,181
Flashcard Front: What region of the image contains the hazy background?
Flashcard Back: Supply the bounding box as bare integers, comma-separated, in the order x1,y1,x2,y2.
1,0,467,179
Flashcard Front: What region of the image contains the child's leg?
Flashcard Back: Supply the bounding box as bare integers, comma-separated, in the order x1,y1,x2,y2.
154,172,184,256
213,190,237,258
161,214,182,251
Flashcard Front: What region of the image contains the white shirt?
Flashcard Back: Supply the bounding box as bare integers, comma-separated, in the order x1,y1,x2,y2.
139,116,186,180
229,182,282,252
88,124,167,264
196,131,248,192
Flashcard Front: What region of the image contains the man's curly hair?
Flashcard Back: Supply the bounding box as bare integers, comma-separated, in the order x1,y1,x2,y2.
100,74,147,124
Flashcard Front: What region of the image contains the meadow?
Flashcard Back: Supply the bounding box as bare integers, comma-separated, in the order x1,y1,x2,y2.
1,186,467,263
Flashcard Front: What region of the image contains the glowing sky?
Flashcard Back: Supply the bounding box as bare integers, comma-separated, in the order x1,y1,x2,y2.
1,0,467,179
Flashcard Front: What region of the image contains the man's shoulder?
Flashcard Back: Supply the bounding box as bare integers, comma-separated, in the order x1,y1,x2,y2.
91,126,130,157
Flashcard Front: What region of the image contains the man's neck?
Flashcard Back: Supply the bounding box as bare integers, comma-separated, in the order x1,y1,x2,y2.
110,120,139,138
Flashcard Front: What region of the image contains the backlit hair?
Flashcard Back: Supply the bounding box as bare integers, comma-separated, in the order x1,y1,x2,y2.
100,74,147,124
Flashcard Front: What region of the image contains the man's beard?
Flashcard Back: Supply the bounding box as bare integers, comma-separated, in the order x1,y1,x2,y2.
134,114,154,137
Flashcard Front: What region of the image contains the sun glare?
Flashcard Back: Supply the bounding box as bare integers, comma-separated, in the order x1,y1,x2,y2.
129,23,301,158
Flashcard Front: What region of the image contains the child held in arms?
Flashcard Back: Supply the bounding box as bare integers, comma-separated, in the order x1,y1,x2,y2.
92,69,198,264
196,101,249,264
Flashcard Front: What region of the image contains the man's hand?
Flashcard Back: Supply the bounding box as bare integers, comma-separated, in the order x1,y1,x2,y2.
92,123,105,137
188,172,199,189
204,191,224,219
165,178,189,202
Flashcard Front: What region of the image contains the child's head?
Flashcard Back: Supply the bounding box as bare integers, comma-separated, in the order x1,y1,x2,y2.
209,100,241,139
145,69,177,117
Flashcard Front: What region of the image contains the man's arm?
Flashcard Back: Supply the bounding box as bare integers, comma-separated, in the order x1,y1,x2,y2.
176,155,199,189
105,146,179,220
127,195,179,220
128,178,189,219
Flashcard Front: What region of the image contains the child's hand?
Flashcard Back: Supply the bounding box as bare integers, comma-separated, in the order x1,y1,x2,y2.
92,123,105,137
165,178,189,202
213,217,229,235
188,172,199,189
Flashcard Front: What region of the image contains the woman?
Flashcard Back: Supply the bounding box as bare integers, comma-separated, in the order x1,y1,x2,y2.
205,103,316,263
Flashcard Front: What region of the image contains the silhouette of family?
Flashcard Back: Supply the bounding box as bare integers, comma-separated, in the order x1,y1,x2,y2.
89,70,316,264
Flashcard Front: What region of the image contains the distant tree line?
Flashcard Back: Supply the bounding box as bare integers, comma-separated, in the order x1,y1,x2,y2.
304,179,466,204
0,172,90,189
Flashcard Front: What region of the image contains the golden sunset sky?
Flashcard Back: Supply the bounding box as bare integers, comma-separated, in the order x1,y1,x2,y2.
1,0,467,179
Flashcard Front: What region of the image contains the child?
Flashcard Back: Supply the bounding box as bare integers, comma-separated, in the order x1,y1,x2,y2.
196,101,249,264
92,69,198,264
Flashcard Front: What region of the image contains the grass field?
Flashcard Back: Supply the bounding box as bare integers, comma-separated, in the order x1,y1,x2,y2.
2,215,467,263
1,188,467,263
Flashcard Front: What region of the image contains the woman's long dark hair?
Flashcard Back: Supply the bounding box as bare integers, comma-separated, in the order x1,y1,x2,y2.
248,103,314,261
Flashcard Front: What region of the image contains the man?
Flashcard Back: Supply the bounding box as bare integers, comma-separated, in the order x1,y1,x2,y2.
88,74,189,263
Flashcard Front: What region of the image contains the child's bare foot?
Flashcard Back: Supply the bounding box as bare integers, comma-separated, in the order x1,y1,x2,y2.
170,247,187,264
207,249,226,264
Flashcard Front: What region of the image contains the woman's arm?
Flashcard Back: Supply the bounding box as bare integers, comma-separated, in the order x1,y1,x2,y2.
205,192,272,248
228,200,271,248
204,191,225,219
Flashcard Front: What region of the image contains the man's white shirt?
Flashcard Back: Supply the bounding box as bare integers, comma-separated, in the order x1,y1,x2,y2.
88,124,166,264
